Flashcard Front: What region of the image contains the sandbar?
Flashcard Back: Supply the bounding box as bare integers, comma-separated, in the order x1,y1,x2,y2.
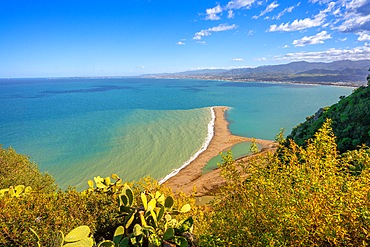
164,106,277,196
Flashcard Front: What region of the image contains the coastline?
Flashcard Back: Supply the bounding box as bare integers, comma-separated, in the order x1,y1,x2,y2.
140,76,362,88
164,106,277,196
159,107,216,184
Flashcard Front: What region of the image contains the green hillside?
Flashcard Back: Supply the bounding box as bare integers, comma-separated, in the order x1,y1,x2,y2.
288,73,370,152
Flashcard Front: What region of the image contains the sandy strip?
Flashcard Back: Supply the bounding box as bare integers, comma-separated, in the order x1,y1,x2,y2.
164,106,276,196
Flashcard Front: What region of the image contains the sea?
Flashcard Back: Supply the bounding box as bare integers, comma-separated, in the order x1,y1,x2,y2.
0,78,353,190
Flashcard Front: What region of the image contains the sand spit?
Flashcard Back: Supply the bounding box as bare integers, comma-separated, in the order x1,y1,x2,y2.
164,106,277,196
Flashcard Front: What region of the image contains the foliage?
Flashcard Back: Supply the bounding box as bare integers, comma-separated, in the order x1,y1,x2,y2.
0,146,56,193
250,138,259,154
0,184,32,198
288,81,370,152
95,184,194,247
0,186,118,246
0,170,195,247
30,225,94,247
198,119,370,246
84,175,195,246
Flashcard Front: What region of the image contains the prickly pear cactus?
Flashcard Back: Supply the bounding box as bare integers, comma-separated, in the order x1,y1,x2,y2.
0,184,32,197
112,184,193,247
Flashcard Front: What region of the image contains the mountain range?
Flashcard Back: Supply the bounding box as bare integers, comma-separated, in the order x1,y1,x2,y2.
142,60,370,86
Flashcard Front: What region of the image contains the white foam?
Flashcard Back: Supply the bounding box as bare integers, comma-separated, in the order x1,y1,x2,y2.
159,106,216,184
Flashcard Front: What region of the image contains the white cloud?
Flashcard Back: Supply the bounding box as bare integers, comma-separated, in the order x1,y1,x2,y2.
209,24,238,32
309,0,331,4
293,31,332,47
336,0,370,32
193,24,238,40
269,2,335,32
283,45,289,48
253,1,279,19
269,16,324,31
205,4,223,20
346,0,368,10
233,58,244,61
273,2,300,20
226,0,256,10
248,30,255,35
176,41,185,45
275,45,370,61
338,13,370,32
338,37,348,41
357,31,370,41
204,0,257,21
228,10,235,19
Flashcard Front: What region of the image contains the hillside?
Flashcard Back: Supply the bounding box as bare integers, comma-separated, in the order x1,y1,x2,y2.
143,60,370,86
288,74,370,152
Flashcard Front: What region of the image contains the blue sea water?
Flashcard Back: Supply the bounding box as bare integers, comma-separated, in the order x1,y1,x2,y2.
0,78,353,189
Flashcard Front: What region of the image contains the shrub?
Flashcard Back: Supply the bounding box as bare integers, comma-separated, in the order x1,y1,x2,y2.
198,119,370,246
0,174,196,246
0,187,119,246
0,146,56,193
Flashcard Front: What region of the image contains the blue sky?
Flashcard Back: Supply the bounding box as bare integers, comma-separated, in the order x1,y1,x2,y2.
0,0,369,77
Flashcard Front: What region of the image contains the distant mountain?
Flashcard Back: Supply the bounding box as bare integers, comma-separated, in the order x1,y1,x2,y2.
176,69,228,76
142,69,227,77
142,60,370,86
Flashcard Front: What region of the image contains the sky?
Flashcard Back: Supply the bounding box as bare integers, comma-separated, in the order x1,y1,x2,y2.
0,0,369,77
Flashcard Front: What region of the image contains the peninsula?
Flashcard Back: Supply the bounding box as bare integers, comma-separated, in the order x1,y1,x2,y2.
164,106,277,196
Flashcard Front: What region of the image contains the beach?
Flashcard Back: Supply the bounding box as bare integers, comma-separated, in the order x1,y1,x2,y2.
164,106,277,196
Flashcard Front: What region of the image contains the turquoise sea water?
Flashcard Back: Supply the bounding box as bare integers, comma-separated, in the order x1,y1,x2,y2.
0,78,352,189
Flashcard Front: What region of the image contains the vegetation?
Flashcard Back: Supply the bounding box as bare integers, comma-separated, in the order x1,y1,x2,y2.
198,120,370,246
0,146,56,193
0,184,119,246
28,180,194,247
0,164,195,246
1,119,370,246
288,82,370,152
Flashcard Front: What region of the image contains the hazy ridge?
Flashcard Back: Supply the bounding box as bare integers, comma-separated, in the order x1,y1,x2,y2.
142,60,370,86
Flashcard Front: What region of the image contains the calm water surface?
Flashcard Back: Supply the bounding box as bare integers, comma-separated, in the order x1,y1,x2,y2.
0,78,352,189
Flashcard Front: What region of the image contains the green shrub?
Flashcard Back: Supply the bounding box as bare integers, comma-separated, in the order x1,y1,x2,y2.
198,119,370,246
0,146,56,193
288,84,370,152
0,172,196,246
0,187,119,246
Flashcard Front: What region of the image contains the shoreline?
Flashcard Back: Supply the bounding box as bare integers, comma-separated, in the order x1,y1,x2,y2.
140,76,362,88
164,106,277,196
159,107,216,184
